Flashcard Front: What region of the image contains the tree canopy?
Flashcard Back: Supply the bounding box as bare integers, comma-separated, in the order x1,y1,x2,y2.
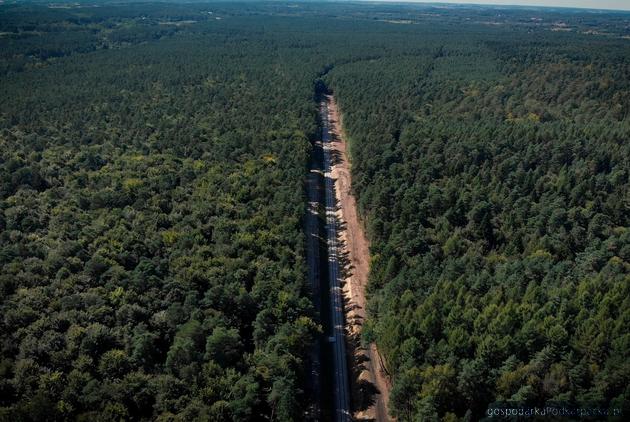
1,1,629,420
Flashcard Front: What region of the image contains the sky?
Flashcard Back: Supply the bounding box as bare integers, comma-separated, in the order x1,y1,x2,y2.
370,0,630,12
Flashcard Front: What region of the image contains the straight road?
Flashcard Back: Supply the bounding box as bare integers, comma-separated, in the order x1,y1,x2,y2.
324,94,391,422
321,100,352,422
305,144,322,418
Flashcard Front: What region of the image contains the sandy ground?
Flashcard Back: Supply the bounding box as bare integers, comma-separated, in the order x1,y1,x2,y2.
326,95,392,422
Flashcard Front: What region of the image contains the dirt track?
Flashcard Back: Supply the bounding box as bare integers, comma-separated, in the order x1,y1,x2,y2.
326,95,392,422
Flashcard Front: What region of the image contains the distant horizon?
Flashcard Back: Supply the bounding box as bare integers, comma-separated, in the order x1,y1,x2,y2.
10,0,630,13
358,0,630,12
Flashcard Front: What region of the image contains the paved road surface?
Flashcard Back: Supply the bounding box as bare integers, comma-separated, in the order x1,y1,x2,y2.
324,94,391,422
321,100,352,422
305,144,322,418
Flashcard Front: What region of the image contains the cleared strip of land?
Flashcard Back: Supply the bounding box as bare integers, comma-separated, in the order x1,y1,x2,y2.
322,99,352,422
325,95,392,422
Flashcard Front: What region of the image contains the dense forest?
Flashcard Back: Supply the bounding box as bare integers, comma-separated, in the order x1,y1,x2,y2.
0,3,327,421
325,11,630,422
1,1,629,421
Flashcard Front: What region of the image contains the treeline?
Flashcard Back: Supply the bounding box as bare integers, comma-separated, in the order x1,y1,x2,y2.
1,2,629,421
326,20,630,421
0,6,327,421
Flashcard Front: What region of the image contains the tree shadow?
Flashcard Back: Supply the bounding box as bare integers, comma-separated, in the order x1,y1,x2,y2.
319,95,388,419
330,148,344,167
348,330,381,415
323,171,381,418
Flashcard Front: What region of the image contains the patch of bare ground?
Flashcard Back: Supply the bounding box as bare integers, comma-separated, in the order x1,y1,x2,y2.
326,94,392,422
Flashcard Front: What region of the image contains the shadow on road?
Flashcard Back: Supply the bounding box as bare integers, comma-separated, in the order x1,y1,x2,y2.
323,171,382,419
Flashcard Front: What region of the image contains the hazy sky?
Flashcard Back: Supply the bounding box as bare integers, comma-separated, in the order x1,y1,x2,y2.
371,1,630,12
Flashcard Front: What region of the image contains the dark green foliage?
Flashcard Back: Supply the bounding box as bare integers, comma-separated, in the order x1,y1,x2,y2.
325,10,630,421
0,3,323,420
1,1,629,420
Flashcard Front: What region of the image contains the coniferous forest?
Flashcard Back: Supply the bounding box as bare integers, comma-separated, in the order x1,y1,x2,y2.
1,1,629,421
